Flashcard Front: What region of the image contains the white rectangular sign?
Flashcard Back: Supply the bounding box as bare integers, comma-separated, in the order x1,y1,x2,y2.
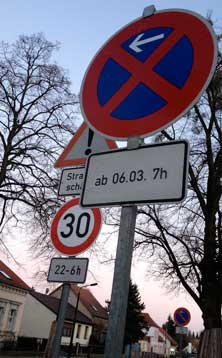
81,141,189,207
176,326,188,335
58,167,85,196
47,257,88,283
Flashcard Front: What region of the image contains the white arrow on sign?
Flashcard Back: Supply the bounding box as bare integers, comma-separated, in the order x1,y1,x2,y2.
129,33,165,53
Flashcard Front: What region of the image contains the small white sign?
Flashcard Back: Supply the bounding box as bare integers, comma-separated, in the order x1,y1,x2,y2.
58,167,85,196
81,141,189,207
176,326,188,335
47,257,89,283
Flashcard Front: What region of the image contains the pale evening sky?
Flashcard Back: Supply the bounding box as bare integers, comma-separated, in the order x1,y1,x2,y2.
1,0,222,333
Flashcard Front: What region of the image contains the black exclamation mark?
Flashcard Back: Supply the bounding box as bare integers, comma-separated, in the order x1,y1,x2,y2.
85,128,94,156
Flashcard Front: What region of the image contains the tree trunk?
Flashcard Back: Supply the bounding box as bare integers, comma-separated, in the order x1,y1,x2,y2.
201,285,222,329
198,328,222,358
198,257,222,357
198,212,222,358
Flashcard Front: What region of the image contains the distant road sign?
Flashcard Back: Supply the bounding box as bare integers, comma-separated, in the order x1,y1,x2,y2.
51,198,102,255
81,9,217,139
81,141,189,207
58,167,85,196
174,307,191,327
54,122,117,168
47,257,89,283
175,326,188,335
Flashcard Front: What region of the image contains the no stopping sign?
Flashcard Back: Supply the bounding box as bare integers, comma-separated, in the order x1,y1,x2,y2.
81,9,217,139
50,198,102,255
174,307,191,327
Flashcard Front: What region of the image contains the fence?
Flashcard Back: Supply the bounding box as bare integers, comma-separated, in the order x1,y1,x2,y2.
141,353,162,358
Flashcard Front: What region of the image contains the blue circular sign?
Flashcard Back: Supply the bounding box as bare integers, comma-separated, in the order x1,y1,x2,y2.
81,9,217,140
174,307,191,326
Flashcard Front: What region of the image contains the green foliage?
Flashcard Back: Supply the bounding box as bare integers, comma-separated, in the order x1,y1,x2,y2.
162,314,176,340
124,279,148,346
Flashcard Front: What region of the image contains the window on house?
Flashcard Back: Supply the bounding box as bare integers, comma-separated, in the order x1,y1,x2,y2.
0,302,6,328
84,326,89,340
0,271,12,280
158,335,164,342
7,304,18,332
63,327,72,337
76,324,81,339
91,304,98,311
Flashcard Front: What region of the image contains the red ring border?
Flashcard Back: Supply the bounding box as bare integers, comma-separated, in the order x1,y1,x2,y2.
173,307,191,327
51,198,102,255
80,9,217,140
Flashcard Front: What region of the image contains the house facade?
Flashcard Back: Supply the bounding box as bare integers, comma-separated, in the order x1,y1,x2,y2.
139,313,177,356
50,283,108,344
19,290,93,348
0,261,94,351
0,260,30,349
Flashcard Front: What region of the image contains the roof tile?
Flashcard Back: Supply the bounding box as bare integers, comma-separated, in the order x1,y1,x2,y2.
70,284,108,320
0,260,30,291
31,291,92,324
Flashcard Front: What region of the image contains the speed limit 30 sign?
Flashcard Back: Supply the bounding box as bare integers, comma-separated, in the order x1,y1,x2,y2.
51,198,102,255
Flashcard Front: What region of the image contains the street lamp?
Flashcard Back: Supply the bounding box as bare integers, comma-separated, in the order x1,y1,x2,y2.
68,283,98,358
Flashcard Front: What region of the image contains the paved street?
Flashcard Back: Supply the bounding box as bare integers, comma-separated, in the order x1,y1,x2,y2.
1,356,42,358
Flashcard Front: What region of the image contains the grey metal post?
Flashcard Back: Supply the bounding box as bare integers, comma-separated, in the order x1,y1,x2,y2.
179,333,183,358
52,283,70,358
68,288,81,358
104,137,142,358
104,9,155,356
104,205,137,358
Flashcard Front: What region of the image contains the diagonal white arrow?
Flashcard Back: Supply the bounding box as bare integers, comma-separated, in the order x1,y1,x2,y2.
129,33,165,53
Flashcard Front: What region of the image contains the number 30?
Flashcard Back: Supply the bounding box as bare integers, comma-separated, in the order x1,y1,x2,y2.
60,212,91,239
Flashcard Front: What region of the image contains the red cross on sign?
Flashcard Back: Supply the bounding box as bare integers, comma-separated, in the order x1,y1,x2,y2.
80,9,217,140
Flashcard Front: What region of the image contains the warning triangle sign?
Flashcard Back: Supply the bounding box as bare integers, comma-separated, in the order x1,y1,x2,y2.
54,122,117,168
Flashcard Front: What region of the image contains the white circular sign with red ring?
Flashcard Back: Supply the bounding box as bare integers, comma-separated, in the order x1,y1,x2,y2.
51,198,102,255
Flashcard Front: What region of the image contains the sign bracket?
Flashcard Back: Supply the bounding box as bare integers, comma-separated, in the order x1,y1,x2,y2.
142,5,156,18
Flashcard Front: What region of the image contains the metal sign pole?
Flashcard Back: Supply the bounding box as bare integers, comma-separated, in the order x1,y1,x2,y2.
179,333,183,358
68,286,80,358
52,283,70,358
104,137,141,358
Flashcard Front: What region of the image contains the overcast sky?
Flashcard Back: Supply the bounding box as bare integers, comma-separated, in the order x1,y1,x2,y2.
1,0,222,333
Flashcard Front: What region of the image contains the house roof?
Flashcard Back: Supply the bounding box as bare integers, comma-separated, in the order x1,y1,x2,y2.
51,284,108,320
30,291,92,325
142,313,159,328
159,327,177,347
142,312,177,347
70,284,108,320
0,260,30,291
